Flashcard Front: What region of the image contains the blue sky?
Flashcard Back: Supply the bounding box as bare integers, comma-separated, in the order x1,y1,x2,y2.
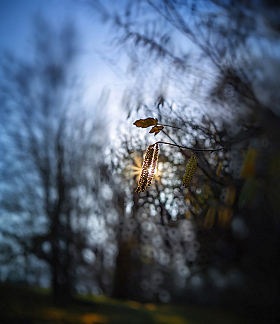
0,0,214,126
0,0,87,54
0,0,129,132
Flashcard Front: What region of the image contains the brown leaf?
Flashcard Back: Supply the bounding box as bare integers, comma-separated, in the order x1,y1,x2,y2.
133,118,158,128
149,125,164,136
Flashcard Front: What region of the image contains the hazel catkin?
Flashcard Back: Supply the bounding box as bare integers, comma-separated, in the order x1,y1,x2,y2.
183,153,197,187
136,143,159,193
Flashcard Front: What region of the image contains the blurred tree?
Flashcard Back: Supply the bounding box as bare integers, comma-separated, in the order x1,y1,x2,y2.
88,0,280,320
0,18,122,303
110,107,240,302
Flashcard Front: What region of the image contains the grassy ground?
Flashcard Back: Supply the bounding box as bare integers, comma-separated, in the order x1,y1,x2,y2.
0,283,252,324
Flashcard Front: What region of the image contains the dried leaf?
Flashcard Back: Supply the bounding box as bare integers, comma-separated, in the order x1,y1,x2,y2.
204,206,216,230
239,149,258,178
149,125,164,136
133,118,158,128
224,186,236,207
218,206,233,228
216,162,223,176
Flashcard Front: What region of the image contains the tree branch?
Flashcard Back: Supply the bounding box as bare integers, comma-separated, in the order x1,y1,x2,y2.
155,140,226,152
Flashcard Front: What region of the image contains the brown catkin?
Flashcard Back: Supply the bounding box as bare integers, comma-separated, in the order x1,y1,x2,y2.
136,143,159,193
216,162,223,176
147,143,159,187
183,153,197,187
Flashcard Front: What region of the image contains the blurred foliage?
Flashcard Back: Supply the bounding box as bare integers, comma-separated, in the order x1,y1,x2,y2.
0,1,280,323
90,0,280,321
110,104,246,303
0,18,123,303
0,282,247,324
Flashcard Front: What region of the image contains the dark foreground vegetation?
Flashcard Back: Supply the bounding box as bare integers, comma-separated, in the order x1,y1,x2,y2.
0,282,251,324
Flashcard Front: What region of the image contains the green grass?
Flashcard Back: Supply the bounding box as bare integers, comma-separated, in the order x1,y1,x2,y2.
0,282,251,324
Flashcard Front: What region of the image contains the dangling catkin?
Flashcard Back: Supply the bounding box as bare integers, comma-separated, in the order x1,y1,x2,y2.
147,143,159,187
183,153,197,187
136,143,160,193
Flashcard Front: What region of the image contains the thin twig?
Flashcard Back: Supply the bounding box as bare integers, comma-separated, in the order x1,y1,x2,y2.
157,123,181,129
155,141,226,152
155,131,252,152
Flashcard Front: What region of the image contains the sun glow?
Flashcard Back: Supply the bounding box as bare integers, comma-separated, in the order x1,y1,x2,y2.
125,153,161,185
148,166,154,175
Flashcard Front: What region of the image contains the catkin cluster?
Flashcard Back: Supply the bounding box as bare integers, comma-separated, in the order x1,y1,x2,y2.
183,153,197,187
136,143,159,193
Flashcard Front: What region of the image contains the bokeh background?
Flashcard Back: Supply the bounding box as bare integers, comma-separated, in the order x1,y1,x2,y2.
0,1,280,323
